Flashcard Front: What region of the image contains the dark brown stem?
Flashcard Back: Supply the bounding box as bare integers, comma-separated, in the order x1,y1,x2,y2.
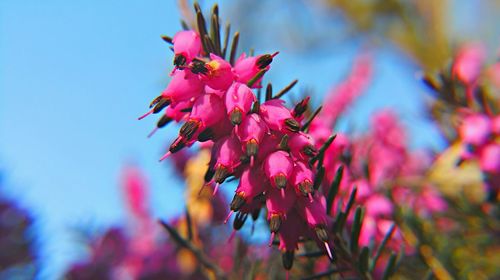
159,219,227,279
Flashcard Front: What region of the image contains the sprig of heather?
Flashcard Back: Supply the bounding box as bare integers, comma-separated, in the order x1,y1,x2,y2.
139,3,338,276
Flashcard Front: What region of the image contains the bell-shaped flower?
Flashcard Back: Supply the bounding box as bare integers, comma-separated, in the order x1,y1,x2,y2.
225,82,256,125
172,30,202,66
260,99,300,133
202,54,235,90
236,113,268,157
264,150,294,191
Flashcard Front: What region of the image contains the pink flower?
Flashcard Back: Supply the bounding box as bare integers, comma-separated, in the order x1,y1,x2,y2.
480,143,500,173
172,30,202,66
278,209,305,251
260,99,300,133
288,132,317,160
266,186,297,235
122,166,149,219
296,195,328,227
364,194,393,218
232,167,267,207
212,135,242,184
264,150,294,191
236,113,268,157
291,161,315,200
224,82,256,125
162,70,205,104
459,113,492,146
453,43,485,85
234,52,277,88
321,54,372,125
201,54,235,90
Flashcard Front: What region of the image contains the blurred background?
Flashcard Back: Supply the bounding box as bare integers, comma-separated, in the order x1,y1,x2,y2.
0,0,499,278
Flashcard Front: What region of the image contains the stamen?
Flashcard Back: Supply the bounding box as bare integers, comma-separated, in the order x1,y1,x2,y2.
281,188,285,198
213,182,221,196
159,151,171,162
227,230,236,243
250,155,255,167
268,232,275,247
147,127,159,138
308,192,314,203
224,210,233,224
138,109,153,120
324,242,333,261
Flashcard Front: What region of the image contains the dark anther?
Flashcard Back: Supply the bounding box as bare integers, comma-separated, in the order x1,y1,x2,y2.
204,166,215,182
173,54,187,67
282,250,295,270
293,97,310,117
303,144,318,157
230,109,243,125
269,214,282,233
233,212,248,230
314,225,329,242
153,98,170,114
230,193,246,211
245,140,259,157
197,128,214,142
298,181,313,197
169,137,186,153
251,207,261,221
149,95,163,108
256,54,273,69
190,58,209,74
179,120,200,140
213,165,229,184
157,115,173,128
284,118,300,132
273,174,287,189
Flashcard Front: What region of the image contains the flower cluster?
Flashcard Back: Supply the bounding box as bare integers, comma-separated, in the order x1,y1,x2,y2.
139,5,335,271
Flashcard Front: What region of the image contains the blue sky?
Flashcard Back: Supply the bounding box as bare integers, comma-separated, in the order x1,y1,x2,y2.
1,0,492,278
